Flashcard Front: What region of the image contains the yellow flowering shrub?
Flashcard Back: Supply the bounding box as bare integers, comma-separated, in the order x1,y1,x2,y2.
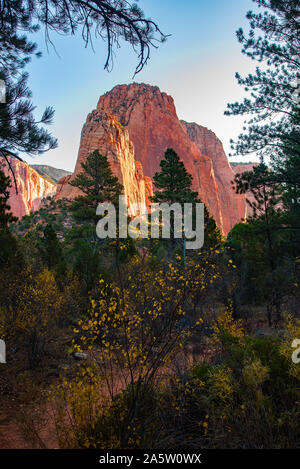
208,365,234,401
74,254,219,390
54,252,221,448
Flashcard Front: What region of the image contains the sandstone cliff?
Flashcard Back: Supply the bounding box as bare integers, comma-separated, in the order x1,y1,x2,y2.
1,156,56,219
57,83,250,233
56,109,149,215
231,162,260,219
98,83,224,230
181,122,246,233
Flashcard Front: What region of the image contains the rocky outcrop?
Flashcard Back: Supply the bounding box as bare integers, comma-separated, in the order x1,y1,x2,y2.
56,174,73,199
57,83,251,233
1,156,56,219
181,122,246,233
98,83,224,230
56,109,149,215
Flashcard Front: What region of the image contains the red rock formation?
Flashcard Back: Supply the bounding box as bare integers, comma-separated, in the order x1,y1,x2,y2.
58,83,252,233
181,122,246,233
231,163,259,175
1,156,56,219
56,174,73,199
231,163,260,219
98,83,224,231
56,109,149,215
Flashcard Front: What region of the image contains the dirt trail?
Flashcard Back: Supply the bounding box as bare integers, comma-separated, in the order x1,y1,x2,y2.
0,398,58,449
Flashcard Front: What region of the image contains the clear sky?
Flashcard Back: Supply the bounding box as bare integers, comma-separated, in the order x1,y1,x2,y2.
23,0,259,172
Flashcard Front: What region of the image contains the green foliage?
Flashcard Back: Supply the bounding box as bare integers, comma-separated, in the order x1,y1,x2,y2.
225,0,299,159
0,168,22,271
0,70,57,180
64,225,105,295
225,1,299,324
229,161,300,323
70,150,123,224
0,169,17,227
151,148,199,205
150,148,222,252
40,224,63,269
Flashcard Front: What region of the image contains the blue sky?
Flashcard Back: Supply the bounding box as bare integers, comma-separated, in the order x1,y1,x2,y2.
24,0,259,171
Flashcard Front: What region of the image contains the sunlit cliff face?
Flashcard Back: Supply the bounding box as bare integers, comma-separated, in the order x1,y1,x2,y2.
2,157,55,219
57,83,248,234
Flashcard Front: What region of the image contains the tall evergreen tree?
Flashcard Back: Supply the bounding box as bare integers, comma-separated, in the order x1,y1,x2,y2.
40,224,63,269
150,148,221,250
70,150,123,224
225,0,299,323
0,168,21,270
0,169,17,228
151,148,199,206
232,163,298,324
67,150,126,292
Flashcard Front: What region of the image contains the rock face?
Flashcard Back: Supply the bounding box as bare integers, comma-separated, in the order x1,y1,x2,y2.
231,162,259,175
231,162,260,219
97,84,225,229
58,83,249,233
181,122,246,233
1,156,56,219
98,83,249,232
57,109,149,215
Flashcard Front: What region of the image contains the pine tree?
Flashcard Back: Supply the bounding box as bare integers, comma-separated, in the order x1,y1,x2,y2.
0,71,57,196
0,168,20,269
70,150,123,224
151,148,221,251
40,224,62,269
151,148,199,205
232,163,295,325
0,169,17,228
67,150,125,292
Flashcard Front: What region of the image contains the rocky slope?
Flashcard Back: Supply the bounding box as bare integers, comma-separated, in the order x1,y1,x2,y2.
31,165,71,184
1,156,56,219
